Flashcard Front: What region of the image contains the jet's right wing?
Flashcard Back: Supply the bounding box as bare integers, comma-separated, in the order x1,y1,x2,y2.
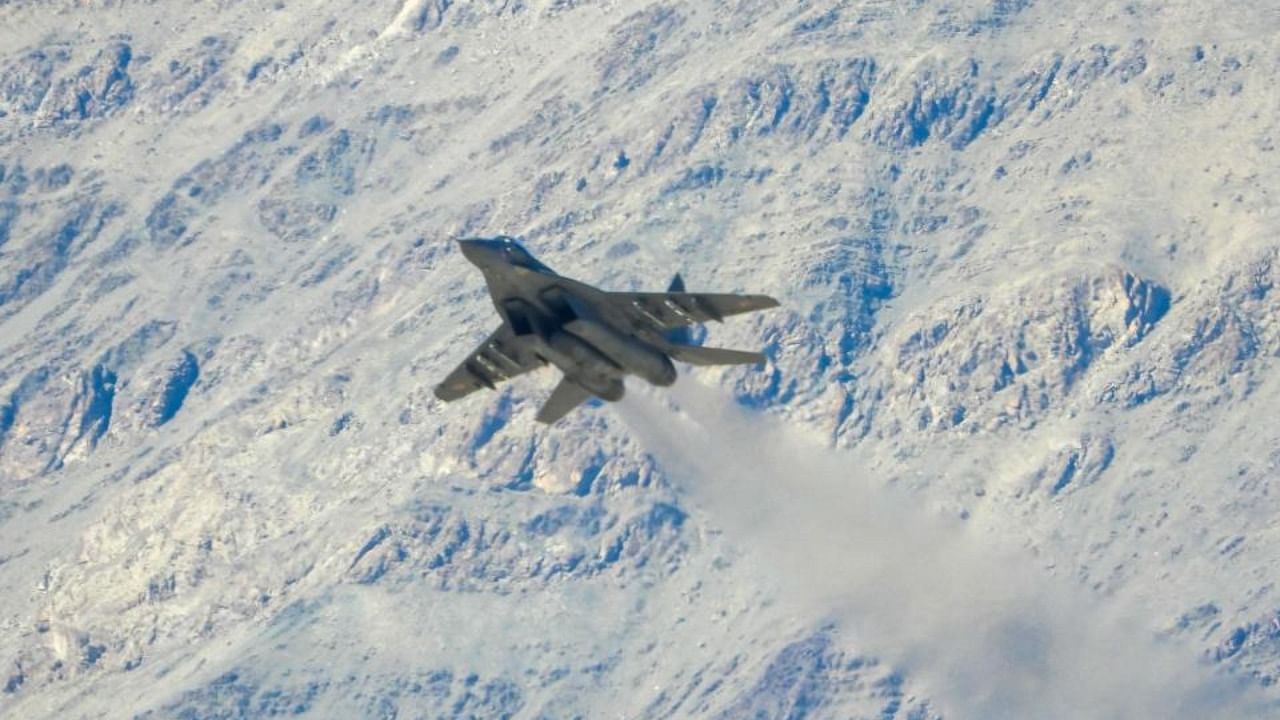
611,290,780,331
535,377,593,424
434,324,543,402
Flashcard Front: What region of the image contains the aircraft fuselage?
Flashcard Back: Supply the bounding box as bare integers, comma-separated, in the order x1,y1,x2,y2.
436,236,776,423
462,239,676,402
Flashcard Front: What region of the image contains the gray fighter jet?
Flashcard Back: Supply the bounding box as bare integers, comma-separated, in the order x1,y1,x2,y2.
434,237,780,424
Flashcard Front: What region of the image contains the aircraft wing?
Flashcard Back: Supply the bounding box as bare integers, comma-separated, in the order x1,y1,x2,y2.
434,324,543,402
610,291,780,330
535,377,592,424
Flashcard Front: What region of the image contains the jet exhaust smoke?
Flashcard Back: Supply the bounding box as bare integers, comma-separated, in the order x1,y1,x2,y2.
615,378,1269,720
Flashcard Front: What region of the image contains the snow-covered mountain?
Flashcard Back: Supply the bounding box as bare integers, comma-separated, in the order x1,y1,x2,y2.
2,0,1278,717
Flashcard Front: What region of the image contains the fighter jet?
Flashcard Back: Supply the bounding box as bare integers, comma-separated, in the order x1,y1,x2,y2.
434,236,780,424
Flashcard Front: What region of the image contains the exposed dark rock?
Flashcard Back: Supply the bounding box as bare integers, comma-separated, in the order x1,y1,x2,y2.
0,200,120,317
0,367,51,454
100,320,179,374
78,364,117,450
146,123,289,248
35,164,73,192
35,41,134,126
297,114,332,139
664,164,723,193
407,0,453,31
596,6,684,94
144,35,232,114
436,45,460,65
328,410,353,436
1046,435,1116,495
0,45,70,115
872,59,1000,149
0,200,16,248
1120,271,1171,343
154,350,199,426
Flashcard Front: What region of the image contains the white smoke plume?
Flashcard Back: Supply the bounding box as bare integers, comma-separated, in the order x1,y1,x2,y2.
615,378,1269,719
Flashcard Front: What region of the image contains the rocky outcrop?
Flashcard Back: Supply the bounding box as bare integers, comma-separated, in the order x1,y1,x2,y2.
145,123,288,249
153,350,200,426
344,499,687,588
0,46,71,117
0,320,178,481
138,35,233,115
33,41,134,127
836,267,1173,440
258,127,375,242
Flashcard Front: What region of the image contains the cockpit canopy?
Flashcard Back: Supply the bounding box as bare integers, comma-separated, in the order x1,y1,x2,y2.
494,236,552,272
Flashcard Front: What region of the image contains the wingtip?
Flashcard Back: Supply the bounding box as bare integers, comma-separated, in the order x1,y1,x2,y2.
741,294,781,311
433,382,465,402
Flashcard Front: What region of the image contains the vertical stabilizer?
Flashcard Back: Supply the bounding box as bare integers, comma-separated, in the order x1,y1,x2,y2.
665,274,693,345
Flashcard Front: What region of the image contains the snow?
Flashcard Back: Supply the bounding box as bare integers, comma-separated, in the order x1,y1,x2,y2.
2,0,1279,717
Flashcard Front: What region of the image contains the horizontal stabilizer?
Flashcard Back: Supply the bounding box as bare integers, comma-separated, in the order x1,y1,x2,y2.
667,344,767,366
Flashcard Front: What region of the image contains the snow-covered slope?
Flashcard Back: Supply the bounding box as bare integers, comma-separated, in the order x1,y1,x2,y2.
1,0,1278,717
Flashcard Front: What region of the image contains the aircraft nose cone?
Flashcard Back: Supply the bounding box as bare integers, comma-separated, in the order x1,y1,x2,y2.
457,238,483,263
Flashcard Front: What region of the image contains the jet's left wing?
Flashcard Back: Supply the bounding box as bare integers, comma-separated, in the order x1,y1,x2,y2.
434,324,543,402
610,290,780,331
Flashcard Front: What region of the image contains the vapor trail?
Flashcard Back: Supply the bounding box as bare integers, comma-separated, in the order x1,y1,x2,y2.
616,378,1266,719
